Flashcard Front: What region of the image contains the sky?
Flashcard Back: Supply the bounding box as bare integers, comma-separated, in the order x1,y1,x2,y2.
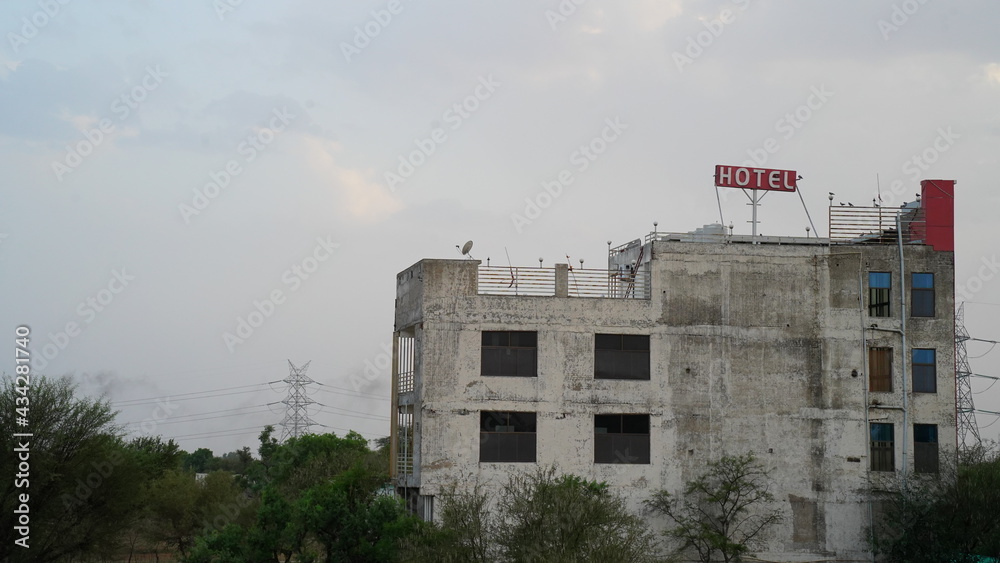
2,0,1000,455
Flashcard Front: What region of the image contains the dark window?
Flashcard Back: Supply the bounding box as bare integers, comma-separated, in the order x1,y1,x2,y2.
594,414,650,464
870,423,895,472
869,272,891,317
912,349,936,393
595,334,650,380
911,273,935,317
480,411,536,462
869,347,893,392
914,424,939,474
481,331,537,377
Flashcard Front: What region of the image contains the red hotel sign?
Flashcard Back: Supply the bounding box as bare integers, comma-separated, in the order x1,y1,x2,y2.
714,165,797,192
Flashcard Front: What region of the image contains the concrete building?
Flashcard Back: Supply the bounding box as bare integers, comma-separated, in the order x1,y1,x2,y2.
389,179,957,561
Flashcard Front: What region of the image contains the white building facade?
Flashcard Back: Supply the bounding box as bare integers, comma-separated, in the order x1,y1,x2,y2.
389,180,958,561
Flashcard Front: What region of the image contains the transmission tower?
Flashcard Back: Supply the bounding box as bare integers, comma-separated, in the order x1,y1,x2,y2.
956,303,982,452
279,360,317,442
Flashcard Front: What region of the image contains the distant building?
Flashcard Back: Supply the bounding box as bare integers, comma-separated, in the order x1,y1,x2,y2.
389,179,957,561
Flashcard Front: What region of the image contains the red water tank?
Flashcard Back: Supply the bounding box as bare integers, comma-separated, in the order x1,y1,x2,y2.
920,179,955,252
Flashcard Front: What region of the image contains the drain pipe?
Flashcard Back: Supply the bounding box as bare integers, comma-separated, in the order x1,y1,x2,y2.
896,214,909,488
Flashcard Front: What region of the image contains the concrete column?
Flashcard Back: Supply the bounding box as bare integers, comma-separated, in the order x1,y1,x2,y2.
555,263,569,297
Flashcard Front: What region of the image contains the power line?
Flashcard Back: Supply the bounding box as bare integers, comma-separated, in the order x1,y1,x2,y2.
166,425,269,440
121,405,273,427
111,382,277,406
314,382,390,401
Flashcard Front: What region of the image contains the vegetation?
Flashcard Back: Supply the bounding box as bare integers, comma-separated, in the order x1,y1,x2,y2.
408,467,660,563
646,453,782,563
51,375,1000,562
870,443,1000,562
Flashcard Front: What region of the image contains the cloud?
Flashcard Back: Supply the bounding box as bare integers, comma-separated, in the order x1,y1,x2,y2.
300,136,403,222
984,63,1000,86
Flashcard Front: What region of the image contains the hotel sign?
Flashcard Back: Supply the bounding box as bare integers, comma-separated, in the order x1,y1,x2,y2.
714,165,797,192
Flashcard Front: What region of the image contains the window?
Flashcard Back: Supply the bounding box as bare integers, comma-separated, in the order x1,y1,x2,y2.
869,272,891,317
594,414,650,464
869,347,893,392
480,411,536,462
870,423,895,472
914,424,939,474
912,349,936,393
481,331,537,377
911,273,935,317
595,334,650,380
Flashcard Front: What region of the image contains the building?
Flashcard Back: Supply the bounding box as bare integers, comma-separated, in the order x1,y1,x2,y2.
389,179,957,561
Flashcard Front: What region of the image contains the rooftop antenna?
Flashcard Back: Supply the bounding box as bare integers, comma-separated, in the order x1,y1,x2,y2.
538,257,543,268
457,240,474,259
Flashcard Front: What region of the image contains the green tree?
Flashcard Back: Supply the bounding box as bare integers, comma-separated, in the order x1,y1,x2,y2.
871,443,1000,562
647,453,782,563
409,467,660,563
145,469,250,557
298,463,419,561
186,428,408,563
0,375,145,562
184,447,215,472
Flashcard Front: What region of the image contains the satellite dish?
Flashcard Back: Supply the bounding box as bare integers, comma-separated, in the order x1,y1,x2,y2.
461,240,474,256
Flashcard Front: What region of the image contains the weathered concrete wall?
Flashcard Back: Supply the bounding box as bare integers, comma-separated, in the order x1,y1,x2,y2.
393,241,956,562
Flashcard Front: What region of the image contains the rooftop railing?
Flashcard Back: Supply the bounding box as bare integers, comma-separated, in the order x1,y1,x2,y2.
828,205,926,244
478,266,650,299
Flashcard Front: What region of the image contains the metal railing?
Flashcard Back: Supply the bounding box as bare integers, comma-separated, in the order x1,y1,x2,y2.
478,266,553,296
396,335,415,394
477,266,650,299
571,268,650,298
829,205,926,244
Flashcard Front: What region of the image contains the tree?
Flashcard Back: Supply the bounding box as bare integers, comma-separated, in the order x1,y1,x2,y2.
409,467,660,563
298,463,419,561
185,429,412,563
145,468,252,557
647,453,783,563
184,447,215,473
0,375,145,562
871,443,1000,562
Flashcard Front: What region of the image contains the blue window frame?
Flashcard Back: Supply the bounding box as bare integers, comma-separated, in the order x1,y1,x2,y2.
869,272,891,317
912,349,937,393
911,273,935,317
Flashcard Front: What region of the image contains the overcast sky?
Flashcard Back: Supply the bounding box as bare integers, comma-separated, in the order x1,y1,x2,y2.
2,0,999,455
